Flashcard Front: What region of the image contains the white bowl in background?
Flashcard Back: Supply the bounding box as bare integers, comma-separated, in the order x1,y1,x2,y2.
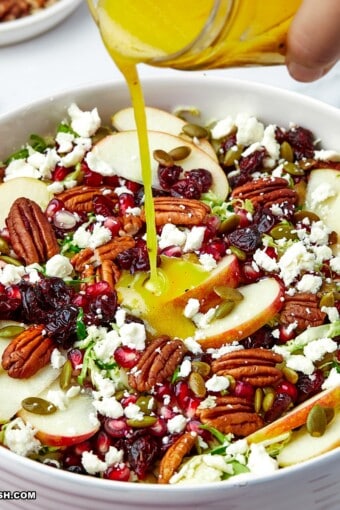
0,0,82,46
0,76,339,510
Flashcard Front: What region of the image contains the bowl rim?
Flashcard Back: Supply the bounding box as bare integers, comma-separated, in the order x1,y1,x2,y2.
0,74,339,492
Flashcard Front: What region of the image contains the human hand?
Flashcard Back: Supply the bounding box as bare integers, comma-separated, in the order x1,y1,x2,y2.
286,0,340,82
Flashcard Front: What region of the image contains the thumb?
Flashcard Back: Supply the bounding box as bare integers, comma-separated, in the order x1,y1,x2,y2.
286,0,340,82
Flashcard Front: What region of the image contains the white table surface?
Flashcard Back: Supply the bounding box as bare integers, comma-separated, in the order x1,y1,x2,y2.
1,2,340,116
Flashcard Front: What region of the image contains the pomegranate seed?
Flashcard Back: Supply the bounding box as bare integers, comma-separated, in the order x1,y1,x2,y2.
86,281,111,297
103,216,123,236
120,394,138,407
153,382,174,402
45,198,65,219
160,245,182,257
83,169,103,187
241,262,263,283
73,294,88,308
104,464,130,482
149,417,168,437
264,246,277,259
52,166,70,181
276,381,298,402
125,180,141,193
159,405,176,420
68,348,84,369
200,239,226,261
103,175,120,187
104,418,131,438
186,420,211,440
203,215,220,241
234,208,252,228
185,397,201,418
118,193,136,215
63,452,81,468
73,440,92,456
114,346,141,369
279,324,296,343
53,210,77,230
175,381,191,410
94,431,111,455
6,285,21,300
233,381,255,400
0,227,10,242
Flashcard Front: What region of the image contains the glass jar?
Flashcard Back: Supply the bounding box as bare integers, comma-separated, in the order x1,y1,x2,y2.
89,0,302,69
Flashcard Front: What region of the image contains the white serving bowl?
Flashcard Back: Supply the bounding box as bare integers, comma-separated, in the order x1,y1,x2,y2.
0,76,340,510
0,0,82,46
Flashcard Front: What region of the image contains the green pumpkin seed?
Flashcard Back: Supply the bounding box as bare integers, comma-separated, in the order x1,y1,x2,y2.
298,158,316,171
0,237,10,255
214,300,235,320
223,145,243,166
306,405,327,437
0,255,22,266
136,395,156,415
254,388,263,414
323,407,335,425
262,391,275,412
282,366,299,385
229,246,247,261
293,210,320,223
319,292,335,309
182,123,209,139
59,359,73,390
0,325,25,338
168,145,191,161
294,180,307,206
191,361,211,377
218,215,240,234
189,372,206,398
280,141,294,163
22,397,57,415
283,162,305,176
213,286,243,302
153,149,173,167
126,415,157,428
65,167,84,184
270,223,298,241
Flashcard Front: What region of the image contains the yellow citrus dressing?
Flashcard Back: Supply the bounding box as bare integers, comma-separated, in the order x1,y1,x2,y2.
87,0,301,330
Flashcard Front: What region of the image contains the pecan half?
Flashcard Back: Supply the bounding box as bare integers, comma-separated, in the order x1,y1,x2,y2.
128,336,188,392
232,177,297,209
158,432,197,484
280,292,326,332
1,324,54,378
71,236,135,272
211,348,283,387
57,185,117,213
141,197,210,226
81,260,120,291
197,395,264,436
6,197,59,265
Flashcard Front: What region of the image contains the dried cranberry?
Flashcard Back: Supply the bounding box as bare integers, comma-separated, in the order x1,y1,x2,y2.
200,238,227,261
127,434,159,480
264,393,292,423
104,464,131,482
296,369,324,403
45,304,78,348
158,164,182,190
287,126,315,160
116,239,151,273
227,226,261,254
241,326,275,349
184,169,212,193
239,148,266,175
219,133,237,163
92,194,115,217
85,292,117,326
253,208,276,234
170,179,201,199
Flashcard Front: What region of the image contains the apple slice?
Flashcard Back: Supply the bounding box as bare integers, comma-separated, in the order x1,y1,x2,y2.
247,386,340,444
88,130,229,200
195,277,283,349
0,364,60,423
18,380,99,447
305,168,340,255
112,106,218,160
171,254,241,312
277,408,340,467
0,177,52,228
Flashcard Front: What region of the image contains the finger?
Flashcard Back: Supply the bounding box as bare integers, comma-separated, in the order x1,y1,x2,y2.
286,0,340,82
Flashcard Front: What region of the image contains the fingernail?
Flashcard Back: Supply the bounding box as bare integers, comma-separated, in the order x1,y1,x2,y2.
287,62,324,82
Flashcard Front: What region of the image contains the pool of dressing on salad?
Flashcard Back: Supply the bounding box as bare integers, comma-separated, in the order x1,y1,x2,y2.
87,0,300,304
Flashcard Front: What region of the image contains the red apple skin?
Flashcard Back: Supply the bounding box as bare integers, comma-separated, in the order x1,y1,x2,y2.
34,427,99,447
172,255,241,312
197,278,284,349
247,386,340,444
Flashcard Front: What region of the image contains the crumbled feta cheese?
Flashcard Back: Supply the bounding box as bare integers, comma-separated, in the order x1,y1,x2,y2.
158,223,186,250
210,116,234,139
92,397,124,418
178,358,192,378
198,396,217,409
286,354,314,375
183,337,203,354
322,367,340,390
170,452,232,484
184,298,200,318
45,254,74,278
235,113,264,146
0,264,25,285
321,306,340,323
253,249,278,273
309,183,336,209
73,223,112,249
119,322,146,350
124,403,144,421
312,245,333,264
68,103,101,138
183,226,205,252
278,241,315,285
50,348,67,369
4,418,41,457
4,159,41,181
296,274,322,294
313,149,340,162
199,253,217,271
82,451,107,475
93,330,121,363
247,443,278,475
309,221,330,245
115,307,126,327
105,446,124,466
330,256,340,274
303,337,337,362
85,151,115,176
91,372,116,398
167,414,187,434
207,342,244,359
205,374,230,392
192,308,216,329
56,131,75,153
